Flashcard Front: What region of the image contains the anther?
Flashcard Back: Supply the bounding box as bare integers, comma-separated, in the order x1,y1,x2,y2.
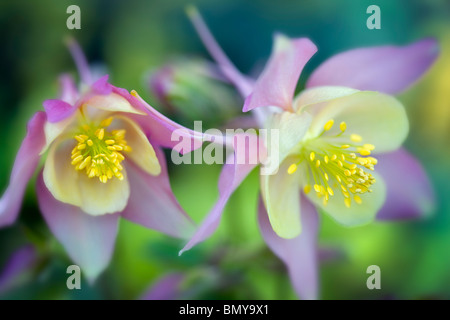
350,134,362,142
354,195,362,204
327,187,334,196
304,185,311,194
324,119,334,131
344,198,351,208
287,164,298,175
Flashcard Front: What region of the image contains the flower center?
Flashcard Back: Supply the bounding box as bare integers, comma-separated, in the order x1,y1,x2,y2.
70,117,132,183
287,119,377,208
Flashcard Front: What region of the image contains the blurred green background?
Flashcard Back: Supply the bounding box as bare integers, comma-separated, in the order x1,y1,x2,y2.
0,0,449,299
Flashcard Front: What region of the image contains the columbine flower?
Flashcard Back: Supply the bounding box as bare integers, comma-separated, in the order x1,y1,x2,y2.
0,40,200,281
181,8,437,299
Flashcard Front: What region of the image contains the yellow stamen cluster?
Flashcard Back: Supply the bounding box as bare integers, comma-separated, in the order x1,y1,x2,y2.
71,117,132,183
287,119,378,208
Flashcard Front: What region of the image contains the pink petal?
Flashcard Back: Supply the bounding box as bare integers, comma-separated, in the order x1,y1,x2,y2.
43,99,76,123
58,74,78,105
115,88,218,154
141,273,184,300
258,195,319,300
307,38,439,94
376,148,435,220
179,135,259,254
66,37,93,85
223,116,259,130
318,247,343,263
121,147,196,239
36,172,119,282
243,34,317,112
0,112,46,227
0,245,37,293
187,7,254,97
43,76,112,124
91,75,113,95
149,65,174,103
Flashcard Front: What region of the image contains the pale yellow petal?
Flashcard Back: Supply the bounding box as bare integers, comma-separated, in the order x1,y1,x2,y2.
293,86,359,112
260,158,302,238
302,91,408,153
43,139,130,216
84,92,145,117
41,113,77,155
306,172,386,227
43,139,82,206
77,167,130,215
264,111,311,175
112,116,161,176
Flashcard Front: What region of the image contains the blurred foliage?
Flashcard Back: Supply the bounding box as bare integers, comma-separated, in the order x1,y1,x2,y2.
0,0,449,300
148,57,242,129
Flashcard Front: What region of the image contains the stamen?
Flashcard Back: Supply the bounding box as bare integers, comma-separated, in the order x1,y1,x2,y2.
350,134,362,142
71,116,131,183
96,128,105,140
315,160,320,168
100,117,113,127
75,135,85,143
359,148,371,156
327,187,334,196
354,195,362,204
71,155,83,165
296,120,377,207
324,119,334,131
344,198,351,208
71,151,81,159
287,164,298,175
304,185,311,194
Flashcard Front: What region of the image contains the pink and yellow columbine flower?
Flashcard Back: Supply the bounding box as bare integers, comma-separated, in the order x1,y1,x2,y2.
181,8,437,299
0,41,200,280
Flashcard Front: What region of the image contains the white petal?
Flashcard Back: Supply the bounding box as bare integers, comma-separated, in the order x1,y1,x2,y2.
302,91,408,153
84,92,146,116
306,172,386,227
293,86,359,111
264,111,311,175
260,158,302,238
